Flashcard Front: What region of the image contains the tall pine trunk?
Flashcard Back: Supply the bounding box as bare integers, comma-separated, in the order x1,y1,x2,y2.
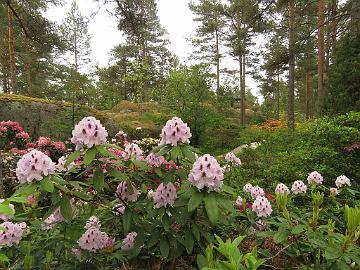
241,53,246,126
8,4,16,94
288,0,295,132
276,69,280,120
215,29,220,95
238,54,244,126
1,37,9,93
331,0,337,62
317,0,325,113
350,0,360,40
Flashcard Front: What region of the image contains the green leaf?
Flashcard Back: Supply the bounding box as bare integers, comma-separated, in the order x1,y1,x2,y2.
0,203,14,215
123,209,132,233
0,253,9,263
60,195,72,222
8,195,27,203
40,177,54,193
197,255,207,269
148,231,159,248
170,146,182,160
192,224,200,242
64,150,81,167
184,230,194,254
108,168,127,181
273,229,289,244
93,166,104,192
84,148,97,165
157,145,171,156
204,193,219,225
160,236,169,258
180,144,195,162
188,191,204,212
96,145,118,158
13,183,38,196
291,225,305,234
71,191,92,201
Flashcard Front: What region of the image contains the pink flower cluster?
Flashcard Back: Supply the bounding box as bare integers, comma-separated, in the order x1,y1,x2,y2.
252,196,272,217
121,232,137,251
224,152,241,166
243,183,253,193
307,171,323,185
291,180,307,194
0,221,27,246
146,153,166,167
114,131,128,145
113,204,126,216
42,208,64,230
160,117,192,146
335,175,351,188
16,132,30,140
55,156,75,172
330,187,339,195
188,154,223,192
250,186,265,200
0,120,24,134
275,183,290,194
0,199,15,221
153,183,177,208
71,117,108,150
37,137,51,147
15,149,55,183
78,216,113,252
116,182,140,202
124,143,143,160
110,148,126,158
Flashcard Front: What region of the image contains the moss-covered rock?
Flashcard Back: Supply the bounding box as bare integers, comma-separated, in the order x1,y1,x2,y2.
0,94,121,140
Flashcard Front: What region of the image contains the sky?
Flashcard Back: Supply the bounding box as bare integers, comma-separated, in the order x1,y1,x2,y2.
44,0,260,97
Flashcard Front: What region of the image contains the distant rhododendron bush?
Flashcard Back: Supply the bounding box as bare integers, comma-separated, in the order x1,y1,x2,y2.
0,116,358,270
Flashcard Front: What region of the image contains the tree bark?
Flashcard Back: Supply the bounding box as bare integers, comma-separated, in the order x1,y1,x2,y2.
239,54,244,126
305,38,313,119
241,53,246,126
8,4,16,94
288,0,295,132
331,0,337,62
1,37,9,94
276,69,280,120
317,0,325,113
215,29,220,95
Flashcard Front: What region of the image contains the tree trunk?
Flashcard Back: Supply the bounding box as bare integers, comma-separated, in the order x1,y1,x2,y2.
317,0,325,113
239,54,244,126
305,38,313,119
288,0,295,132
350,0,360,40
8,4,16,94
331,0,337,62
276,69,280,120
1,37,9,94
215,29,220,95
24,44,32,96
241,53,246,126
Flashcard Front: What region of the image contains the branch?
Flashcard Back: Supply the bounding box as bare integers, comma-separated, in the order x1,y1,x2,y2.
6,0,30,38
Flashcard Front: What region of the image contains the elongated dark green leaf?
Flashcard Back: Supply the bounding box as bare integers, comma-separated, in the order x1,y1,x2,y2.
148,231,159,248
0,253,9,263
160,236,169,258
180,145,195,162
84,148,97,165
96,145,118,158
188,191,204,212
108,168,127,181
93,166,104,192
170,146,181,160
40,177,54,192
60,195,72,222
204,193,219,225
71,191,92,201
123,209,132,233
184,230,194,254
157,145,171,156
64,151,81,167
191,224,200,242
13,183,38,196
274,229,289,244
8,195,27,203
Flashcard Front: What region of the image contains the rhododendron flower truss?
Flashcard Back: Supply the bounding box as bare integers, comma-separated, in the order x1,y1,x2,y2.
252,196,272,217
116,181,140,202
0,199,15,221
160,117,192,146
15,149,55,183
335,175,351,188
235,196,243,208
243,183,253,193
0,221,27,247
307,171,324,185
146,153,166,167
71,117,108,150
224,152,241,166
124,142,143,160
55,156,75,172
275,183,290,195
250,186,265,200
121,232,137,251
291,180,307,194
153,183,177,208
188,154,224,192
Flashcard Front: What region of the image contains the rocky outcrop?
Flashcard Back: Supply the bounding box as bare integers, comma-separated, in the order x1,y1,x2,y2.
0,94,121,140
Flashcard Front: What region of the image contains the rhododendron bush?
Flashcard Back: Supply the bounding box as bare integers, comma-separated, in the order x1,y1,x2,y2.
0,116,359,269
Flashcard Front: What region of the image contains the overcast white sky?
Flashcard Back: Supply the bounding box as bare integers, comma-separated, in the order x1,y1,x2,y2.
44,0,260,97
